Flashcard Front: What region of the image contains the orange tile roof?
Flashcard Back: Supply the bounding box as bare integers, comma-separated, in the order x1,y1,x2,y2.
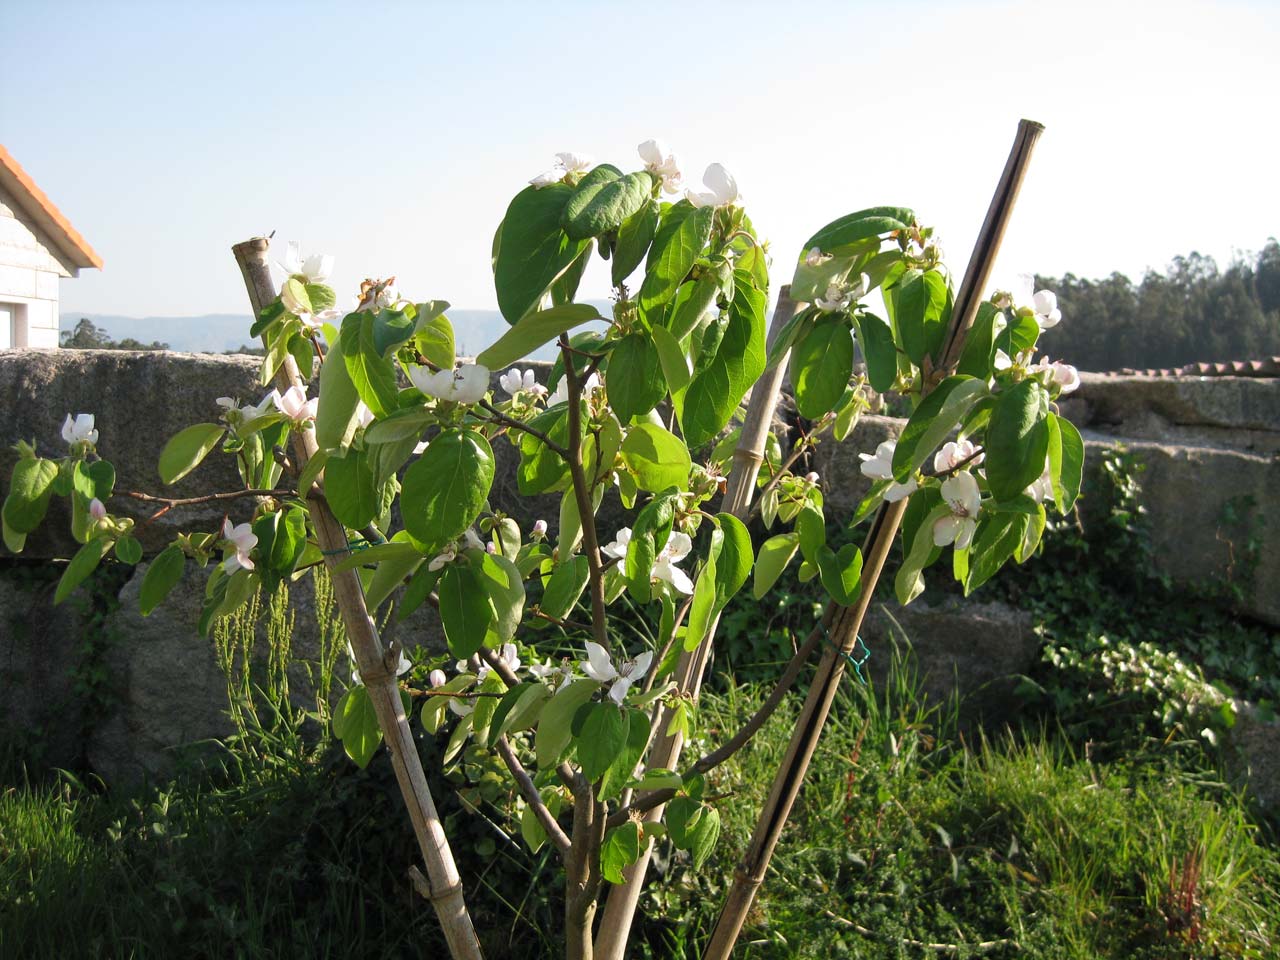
1111,357,1280,379
0,144,103,271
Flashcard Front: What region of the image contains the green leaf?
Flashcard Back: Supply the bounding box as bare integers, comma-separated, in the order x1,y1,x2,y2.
620,423,691,492
985,380,1050,502
955,302,1001,379
333,685,382,768
139,545,186,615
324,446,379,529
896,503,951,605
638,203,714,314
535,678,599,767
667,275,720,342
414,304,455,370
895,269,950,367
685,527,722,651
651,324,692,392
753,533,799,600
401,429,495,549
817,543,863,605
252,505,307,592
607,333,667,421
601,821,643,885
713,513,752,608
563,170,654,240
477,551,525,643
687,805,721,870
802,206,914,252
340,312,398,417
577,702,629,782
599,708,650,800
541,555,590,621
476,303,601,370
792,319,854,419
371,307,417,357
438,561,495,658
624,490,678,602
1049,414,1084,514
612,199,659,286
158,424,226,484
891,376,989,481
964,503,1033,594
494,184,591,323
305,282,336,313
397,561,442,621
315,346,363,451
680,251,768,447
2,457,59,534
854,312,898,394
667,796,703,849
54,537,110,604
487,682,550,747
114,535,143,566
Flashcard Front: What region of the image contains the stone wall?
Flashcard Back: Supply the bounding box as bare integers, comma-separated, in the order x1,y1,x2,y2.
1,350,1277,787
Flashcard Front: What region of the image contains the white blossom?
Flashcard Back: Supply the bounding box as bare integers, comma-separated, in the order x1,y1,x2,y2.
273,385,318,423
858,439,918,502
815,273,869,313
61,413,98,446
529,657,575,691
1032,289,1062,329
581,641,653,705
932,472,981,550
350,641,411,687
222,518,257,573
638,139,684,194
530,151,594,188
1025,462,1055,503
407,363,491,404
547,371,601,407
499,368,546,397
933,439,984,474
601,527,693,594
805,471,820,483
279,241,334,284
601,527,632,561
804,247,829,268
686,163,739,209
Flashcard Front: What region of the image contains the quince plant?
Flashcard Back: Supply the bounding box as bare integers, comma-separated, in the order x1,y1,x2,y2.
2,137,1081,960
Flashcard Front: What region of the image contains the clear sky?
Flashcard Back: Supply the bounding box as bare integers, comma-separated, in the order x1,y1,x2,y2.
2,0,1276,321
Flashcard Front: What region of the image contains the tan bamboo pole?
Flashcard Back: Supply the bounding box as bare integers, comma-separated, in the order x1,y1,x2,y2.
593,289,801,960
703,119,1045,960
232,238,485,960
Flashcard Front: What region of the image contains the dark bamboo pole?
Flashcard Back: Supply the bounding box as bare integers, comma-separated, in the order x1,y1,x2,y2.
703,119,1045,960
232,238,485,960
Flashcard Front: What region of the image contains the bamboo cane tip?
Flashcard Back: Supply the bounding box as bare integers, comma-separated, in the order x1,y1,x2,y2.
231,237,271,256
1019,119,1046,134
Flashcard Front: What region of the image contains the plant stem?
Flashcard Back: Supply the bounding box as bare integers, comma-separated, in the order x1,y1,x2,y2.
560,337,610,653
118,488,294,507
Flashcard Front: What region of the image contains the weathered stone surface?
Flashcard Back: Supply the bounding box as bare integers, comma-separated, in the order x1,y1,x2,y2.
809,415,904,518
1074,373,1280,436
87,560,447,786
1078,435,1280,625
0,564,95,767
0,349,262,557
1225,700,1280,811
862,596,1037,716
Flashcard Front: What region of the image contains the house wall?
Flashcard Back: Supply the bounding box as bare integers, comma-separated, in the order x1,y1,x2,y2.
0,183,74,349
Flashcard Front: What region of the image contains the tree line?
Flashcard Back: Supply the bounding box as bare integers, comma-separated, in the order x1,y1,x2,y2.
1036,239,1280,372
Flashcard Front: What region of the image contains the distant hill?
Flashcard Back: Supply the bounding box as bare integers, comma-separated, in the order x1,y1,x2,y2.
58,309,540,358
58,308,576,359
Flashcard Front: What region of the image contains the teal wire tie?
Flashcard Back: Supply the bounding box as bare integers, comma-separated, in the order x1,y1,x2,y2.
822,625,870,684
321,537,374,557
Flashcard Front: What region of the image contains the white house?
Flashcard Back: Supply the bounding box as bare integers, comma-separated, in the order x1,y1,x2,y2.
0,145,101,349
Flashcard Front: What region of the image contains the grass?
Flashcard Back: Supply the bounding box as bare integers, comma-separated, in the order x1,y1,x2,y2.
5,641,1276,959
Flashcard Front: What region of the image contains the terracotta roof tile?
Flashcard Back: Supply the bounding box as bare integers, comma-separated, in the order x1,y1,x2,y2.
1111,357,1280,378
0,144,103,270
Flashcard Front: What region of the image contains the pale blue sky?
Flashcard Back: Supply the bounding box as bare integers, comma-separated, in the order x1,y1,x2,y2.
2,0,1276,321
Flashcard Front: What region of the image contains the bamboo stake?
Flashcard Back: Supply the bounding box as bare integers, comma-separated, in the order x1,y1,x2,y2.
593,289,801,960
231,238,485,960
703,119,1045,960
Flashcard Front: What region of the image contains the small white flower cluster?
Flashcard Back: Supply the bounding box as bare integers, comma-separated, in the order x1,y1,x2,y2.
61,413,98,448
529,141,740,210
499,368,548,399
406,363,491,405
601,527,694,594
815,272,870,314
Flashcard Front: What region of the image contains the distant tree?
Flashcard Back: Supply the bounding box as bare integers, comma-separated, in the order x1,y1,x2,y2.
60,318,168,351
226,344,267,356
1038,241,1280,371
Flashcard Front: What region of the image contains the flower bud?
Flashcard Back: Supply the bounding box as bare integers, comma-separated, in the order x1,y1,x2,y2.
805,472,820,484
532,519,548,538
429,669,447,689
89,498,107,521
